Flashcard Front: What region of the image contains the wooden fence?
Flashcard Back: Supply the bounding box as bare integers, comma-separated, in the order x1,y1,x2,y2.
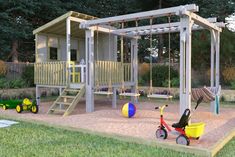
4,62,34,80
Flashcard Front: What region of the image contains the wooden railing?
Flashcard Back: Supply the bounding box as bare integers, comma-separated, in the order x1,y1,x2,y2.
34,61,68,86
35,61,131,87
95,61,131,86
123,63,132,82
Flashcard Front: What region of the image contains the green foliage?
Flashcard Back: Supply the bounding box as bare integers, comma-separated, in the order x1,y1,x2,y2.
231,80,235,90
0,120,198,157
22,65,34,87
9,79,28,89
0,77,28,89
162,77,180,87
141,65,179,87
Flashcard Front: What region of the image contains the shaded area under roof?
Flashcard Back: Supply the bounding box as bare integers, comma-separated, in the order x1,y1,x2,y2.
33,11,97,38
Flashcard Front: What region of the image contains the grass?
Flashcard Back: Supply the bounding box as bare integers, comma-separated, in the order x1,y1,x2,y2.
215,137,235,157
0,119,198,157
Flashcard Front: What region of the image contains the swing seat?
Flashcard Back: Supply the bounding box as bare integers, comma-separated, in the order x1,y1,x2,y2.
119,92,140,97
147,94,173,99
94,91,113,95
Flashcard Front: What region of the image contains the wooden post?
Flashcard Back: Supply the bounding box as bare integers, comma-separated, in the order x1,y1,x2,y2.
210,30,216,113
66,17,71,86
112,87,117,108
179,16,193,115
36,85,40,106
131,38,138,103
215,31,220,114
85,29,95,112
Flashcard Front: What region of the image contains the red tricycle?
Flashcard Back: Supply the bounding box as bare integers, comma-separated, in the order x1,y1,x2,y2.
155,97,205,145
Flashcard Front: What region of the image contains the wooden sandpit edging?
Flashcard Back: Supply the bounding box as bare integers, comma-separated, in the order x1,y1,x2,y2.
210,128,235,157
0,113,212,157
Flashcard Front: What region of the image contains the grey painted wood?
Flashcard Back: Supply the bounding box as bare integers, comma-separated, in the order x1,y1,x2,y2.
85,29,95,112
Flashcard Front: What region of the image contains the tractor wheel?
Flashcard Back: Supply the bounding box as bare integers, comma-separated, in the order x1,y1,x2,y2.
16,104,23,113
3,105,7,110
156,128,168,139
31,105,39,114
176,134,190,146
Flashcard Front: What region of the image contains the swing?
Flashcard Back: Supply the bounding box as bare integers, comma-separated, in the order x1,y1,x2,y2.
147,17,173,99
119,21,140,98
94,25,113,95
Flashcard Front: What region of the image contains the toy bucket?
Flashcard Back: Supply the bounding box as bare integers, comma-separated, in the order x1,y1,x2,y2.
185,122,205,138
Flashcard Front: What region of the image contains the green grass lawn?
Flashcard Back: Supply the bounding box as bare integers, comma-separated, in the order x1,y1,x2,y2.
0,120,197,157
215,137,235,157
0,119,234,157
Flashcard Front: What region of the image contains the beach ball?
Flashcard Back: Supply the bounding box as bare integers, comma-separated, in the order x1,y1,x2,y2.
122,102,136,118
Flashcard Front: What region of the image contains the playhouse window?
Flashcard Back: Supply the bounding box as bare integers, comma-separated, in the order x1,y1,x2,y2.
49,47,58,60
71,49,77,61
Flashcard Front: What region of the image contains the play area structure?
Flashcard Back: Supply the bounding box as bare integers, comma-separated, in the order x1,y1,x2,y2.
33,4,224,116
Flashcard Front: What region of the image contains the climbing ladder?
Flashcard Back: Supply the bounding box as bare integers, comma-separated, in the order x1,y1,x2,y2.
47,84,85,116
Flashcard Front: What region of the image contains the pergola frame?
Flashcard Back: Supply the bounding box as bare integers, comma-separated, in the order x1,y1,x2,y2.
79,4,224,114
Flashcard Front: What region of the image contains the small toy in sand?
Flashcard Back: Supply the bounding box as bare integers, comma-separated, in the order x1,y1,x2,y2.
122,102,136,118
16,98,38,114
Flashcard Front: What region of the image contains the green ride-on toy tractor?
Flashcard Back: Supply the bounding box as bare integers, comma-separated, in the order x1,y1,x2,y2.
15,98,38,114
0,100,22,110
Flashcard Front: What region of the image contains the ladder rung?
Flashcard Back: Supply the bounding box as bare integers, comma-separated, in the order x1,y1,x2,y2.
64,89,80,92
60,95,76,99
50,109,66,113
56,102,71,105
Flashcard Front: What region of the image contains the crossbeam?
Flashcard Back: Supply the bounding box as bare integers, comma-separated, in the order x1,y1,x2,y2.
114,22,224,36
182,11,222,32
80,4,198,28
113,17,219,34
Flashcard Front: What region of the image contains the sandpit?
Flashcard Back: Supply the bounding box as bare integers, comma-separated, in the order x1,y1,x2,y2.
0,97,235,151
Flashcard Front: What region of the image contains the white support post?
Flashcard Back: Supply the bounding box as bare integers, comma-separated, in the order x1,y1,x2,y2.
66,17,71,86
215,31,220,88
131,38,138,103
179,16,193,115
36,85,40,106
210,30,216,112
85,29,95,112
112,87,117,108
215,31,220,114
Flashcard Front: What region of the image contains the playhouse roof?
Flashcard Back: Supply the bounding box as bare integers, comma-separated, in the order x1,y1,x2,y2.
33,11,97,37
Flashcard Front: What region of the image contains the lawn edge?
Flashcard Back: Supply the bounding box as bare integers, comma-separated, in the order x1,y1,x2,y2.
209,127,235,157
1,113,210,157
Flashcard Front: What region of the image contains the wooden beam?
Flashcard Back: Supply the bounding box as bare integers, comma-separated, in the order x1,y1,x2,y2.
85,29,95,112
80,4,198,28
33,11,72,35
183,11,222,32
115,22,224,36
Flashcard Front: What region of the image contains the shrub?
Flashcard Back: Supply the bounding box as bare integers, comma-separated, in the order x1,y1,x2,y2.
0,78,7,89
9,79,28,89
162,77,180,87
231,80,235,90
22,65,34,87
222,67,235,84
141,65,179,87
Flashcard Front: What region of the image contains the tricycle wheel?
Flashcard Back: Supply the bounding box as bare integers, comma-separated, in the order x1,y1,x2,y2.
31,105,39,114
156,128,168,139
16,104,23,113
176,134,190,146
3,105,7,110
